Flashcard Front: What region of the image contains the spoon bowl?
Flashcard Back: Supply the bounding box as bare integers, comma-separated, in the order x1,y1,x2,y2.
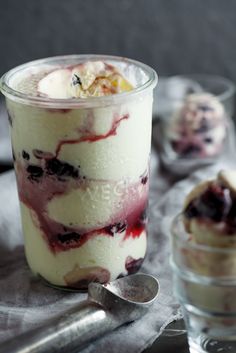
0,273,159,353
105,273,159,303
89,273,159,321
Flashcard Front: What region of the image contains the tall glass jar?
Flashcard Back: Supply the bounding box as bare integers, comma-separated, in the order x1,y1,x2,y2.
0,55,157,290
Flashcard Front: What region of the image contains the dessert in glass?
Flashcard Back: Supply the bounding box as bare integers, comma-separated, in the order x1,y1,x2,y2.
0,55,157,289
167,93,227,159
154,75,235,176
171,170,236,352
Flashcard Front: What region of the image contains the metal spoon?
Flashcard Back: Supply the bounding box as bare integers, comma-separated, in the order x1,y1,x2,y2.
0,273,159,353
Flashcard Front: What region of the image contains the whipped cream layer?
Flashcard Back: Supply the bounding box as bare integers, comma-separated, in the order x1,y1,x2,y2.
7,60,153,288
167,93,227,158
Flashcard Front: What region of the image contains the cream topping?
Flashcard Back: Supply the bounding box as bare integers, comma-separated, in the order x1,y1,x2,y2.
37,61,133,99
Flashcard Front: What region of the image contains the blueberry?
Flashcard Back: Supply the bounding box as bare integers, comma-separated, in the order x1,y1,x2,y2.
58,232,81,244
22,150,30,160
72,74,82,86
105,221,127,236
27,165,43,180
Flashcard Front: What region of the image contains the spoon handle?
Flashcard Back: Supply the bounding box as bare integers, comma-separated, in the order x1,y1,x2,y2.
0,300,117,353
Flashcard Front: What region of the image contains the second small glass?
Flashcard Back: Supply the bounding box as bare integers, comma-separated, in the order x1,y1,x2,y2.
171,214,236,353
154,75,235,176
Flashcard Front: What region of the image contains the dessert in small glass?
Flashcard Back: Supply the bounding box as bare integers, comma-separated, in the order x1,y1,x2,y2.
0,55,157,290
171,170,236,352
167,93,227,159
154,75,235,176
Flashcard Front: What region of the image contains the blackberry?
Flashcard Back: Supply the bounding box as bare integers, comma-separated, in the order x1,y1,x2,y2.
46,158,79,178
27,165,43,180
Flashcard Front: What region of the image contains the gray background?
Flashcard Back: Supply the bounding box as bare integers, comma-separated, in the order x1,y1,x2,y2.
0,0,236,81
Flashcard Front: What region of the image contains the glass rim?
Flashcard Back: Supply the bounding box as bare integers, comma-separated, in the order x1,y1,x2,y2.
171,213,236,254
0,54,158,108
164,73,236,103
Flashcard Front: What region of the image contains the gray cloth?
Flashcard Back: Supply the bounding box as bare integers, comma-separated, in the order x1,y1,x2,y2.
0,151,235,352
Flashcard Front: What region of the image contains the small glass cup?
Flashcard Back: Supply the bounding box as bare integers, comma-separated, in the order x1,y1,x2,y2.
0,55,157,290
154,75,236,176
171,214,236,353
